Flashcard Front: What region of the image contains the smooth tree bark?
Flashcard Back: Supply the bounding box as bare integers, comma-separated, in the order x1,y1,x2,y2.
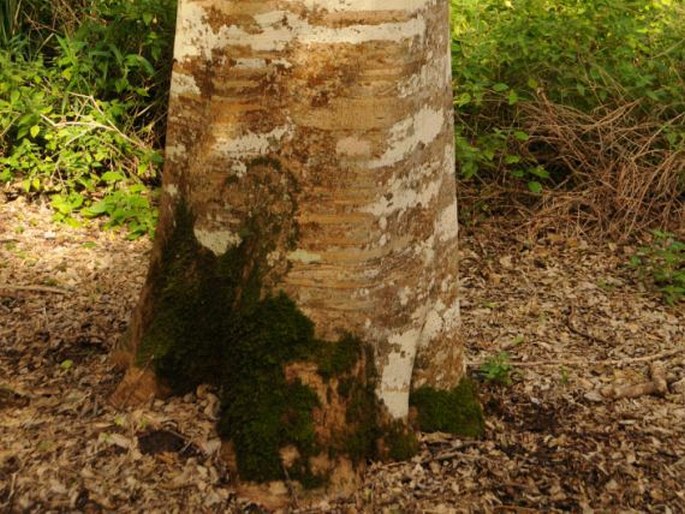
112,0,481,505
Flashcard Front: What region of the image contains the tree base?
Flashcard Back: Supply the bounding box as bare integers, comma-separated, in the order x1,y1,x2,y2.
110,367,170,408
221,441,360,510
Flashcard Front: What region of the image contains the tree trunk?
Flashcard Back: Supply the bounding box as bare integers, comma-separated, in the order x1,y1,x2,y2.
112,0,481,506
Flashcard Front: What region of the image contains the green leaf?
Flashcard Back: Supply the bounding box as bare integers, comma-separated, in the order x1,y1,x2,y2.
29,125,40,138
528,165,550,179
513,130,529,142
82,200,109,218
527,181,543,194
101,171,124,183
504,155,521,164
507,90,519,105
493,82,509,92
454,92,472,107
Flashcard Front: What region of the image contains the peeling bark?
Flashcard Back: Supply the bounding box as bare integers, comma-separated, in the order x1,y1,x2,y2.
113,0,467,502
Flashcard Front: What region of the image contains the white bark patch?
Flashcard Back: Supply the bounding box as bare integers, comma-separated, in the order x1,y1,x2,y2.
336,137,373,158
419,300,460,349
300,0,434,11
379,328,420,418
170,71,201,96
415,234,435,265
368,106,445,169
267,250,282,267
363,159,442,217
381,391,410,420
233,57,291,70
441,301,461,332
173,2,212,60
287,249,323,264
174,3,426,60
229,161,248,178
420,299,446,343
299,16,425,46
164,184,179,197
193,228,242,256
398,286,410,306
435,200,459,242
165,143,187,161
397,54,450,98
213,126,290,157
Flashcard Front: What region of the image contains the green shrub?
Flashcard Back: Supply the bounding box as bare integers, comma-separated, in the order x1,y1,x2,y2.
451,0,685,233
0,0,176,237
452,0,685,112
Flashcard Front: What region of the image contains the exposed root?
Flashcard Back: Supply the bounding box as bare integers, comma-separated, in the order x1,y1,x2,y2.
0,284,68,295
601,361,670,399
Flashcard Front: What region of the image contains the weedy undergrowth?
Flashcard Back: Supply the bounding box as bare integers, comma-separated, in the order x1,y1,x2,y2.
451,0,685,235
0,0,176,238
478,351,513,386
630,231,685,306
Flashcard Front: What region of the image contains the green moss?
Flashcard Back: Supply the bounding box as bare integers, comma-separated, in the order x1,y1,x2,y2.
409,378,485,438
384,420,420,461
136,201,384,486
341,382,381,462
316,333,363,379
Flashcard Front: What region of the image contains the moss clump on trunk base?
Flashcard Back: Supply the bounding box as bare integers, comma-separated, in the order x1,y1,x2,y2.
136,202,386,486
409,378,485,438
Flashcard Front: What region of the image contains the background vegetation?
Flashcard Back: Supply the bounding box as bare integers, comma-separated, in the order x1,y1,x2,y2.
1,0,682,300
0,0,175,237
451,0,684,237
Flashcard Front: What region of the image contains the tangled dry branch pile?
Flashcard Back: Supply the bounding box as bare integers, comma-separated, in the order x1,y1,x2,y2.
519,95,684,239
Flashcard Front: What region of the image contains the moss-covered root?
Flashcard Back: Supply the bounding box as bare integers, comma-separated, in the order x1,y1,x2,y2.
409,378,485,438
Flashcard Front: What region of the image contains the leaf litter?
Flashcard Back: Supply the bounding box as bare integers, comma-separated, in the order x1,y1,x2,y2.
0,197,683,513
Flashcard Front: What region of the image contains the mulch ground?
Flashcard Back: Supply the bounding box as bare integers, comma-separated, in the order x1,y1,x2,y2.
1,196,683,513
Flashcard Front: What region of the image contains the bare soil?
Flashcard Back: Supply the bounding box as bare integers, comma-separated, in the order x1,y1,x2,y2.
1,197,683,513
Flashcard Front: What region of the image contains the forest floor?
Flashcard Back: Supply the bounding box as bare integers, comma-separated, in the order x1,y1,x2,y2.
1,196,684,513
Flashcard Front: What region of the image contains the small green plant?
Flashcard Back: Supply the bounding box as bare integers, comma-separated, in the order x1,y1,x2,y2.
478,351,513,386
630,231,685,306
82,185,159,238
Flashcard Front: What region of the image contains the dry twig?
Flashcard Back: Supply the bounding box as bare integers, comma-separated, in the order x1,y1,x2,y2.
470,347,685,369
516,95,684,239
601,361,670,399
0,284,68,295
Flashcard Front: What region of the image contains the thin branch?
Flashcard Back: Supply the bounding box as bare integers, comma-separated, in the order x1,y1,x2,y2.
469,347,685,369
0,284,68,295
